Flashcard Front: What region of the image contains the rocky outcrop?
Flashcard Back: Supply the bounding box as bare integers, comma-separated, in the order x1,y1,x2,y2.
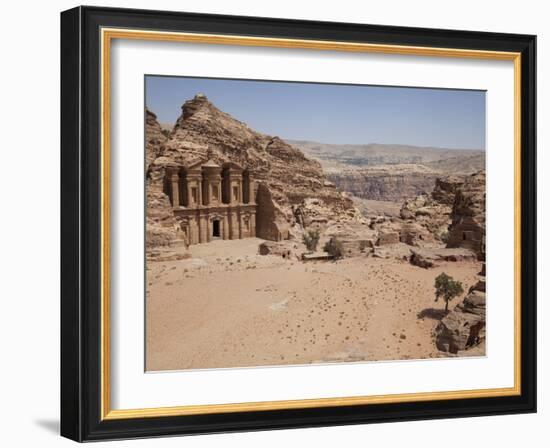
258,241,293,258
399,175,466,243
446,171,486,258
146,109,168,170
409,247,477,269
256,182,291,241
145,94,360,248
431,176,465,205
364,170,485,260
145,111,179,248
372,243,413,260
435,274,486,353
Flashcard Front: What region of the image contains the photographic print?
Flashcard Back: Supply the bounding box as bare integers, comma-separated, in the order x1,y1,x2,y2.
145,76,487,372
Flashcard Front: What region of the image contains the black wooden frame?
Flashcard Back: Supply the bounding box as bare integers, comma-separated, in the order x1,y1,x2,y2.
61,6,537,442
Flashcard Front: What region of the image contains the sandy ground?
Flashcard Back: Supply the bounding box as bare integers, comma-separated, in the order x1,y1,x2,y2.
146,238,484,371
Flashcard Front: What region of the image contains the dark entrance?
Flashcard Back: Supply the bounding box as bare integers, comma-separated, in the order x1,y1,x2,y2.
212,220,221,238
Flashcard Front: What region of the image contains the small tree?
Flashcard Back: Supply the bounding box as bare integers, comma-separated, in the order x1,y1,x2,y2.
434,272,464,313
302,229,320,252
324,237,344,259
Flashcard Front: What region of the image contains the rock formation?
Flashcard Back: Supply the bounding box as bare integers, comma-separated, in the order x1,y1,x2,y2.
146,109,167,170
145,109,179,248
145,94,360,248
409,247,477,269
435,265,486,353
363,170,485,265
446,170,486,258
328,164,440,202
399,175,465,243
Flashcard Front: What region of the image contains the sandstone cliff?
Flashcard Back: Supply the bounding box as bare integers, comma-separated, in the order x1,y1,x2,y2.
145,94,359,247
145,109,167,170
145,109,178,248
446,170,486,258
328,164,440,203
398,175,465,243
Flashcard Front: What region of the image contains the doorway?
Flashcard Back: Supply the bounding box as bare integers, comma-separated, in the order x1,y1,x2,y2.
212,220,221,238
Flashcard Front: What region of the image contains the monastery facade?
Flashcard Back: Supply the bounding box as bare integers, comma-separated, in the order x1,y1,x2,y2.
165,160,257,245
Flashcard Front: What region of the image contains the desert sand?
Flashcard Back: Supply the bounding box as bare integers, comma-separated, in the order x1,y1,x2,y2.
146,238,484,371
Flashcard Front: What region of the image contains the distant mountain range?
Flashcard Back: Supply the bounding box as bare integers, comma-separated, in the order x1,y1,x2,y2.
286,140,486,202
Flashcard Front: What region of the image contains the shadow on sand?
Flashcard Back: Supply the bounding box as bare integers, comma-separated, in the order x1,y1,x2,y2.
417,308,448,320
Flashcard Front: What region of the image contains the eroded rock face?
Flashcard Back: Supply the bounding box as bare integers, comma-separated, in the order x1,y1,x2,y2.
377,231,400,246
431,176,465,205
146,109,168,171
145,94,359,248
446,171,486,258
145,111,178,248
256,182,291,242
328,164,439,202
435,275,486,353
399,175,465,243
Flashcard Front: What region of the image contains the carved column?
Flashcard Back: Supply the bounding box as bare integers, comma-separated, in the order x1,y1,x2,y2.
238,212,243,239
167,166,180,207
230,212,239,240
223,215,229,240
247,179,256,204
203,162,222,206
250,212,256,237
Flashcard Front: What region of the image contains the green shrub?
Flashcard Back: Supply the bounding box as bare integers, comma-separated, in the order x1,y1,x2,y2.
302,229,320,252
434,272,464,313
324,237,344,259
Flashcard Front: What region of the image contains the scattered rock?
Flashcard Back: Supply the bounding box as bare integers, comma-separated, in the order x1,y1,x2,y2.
410,247,477,268
258,241,293,259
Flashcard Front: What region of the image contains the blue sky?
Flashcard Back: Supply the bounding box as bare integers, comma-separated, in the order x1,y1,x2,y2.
145,76,486,150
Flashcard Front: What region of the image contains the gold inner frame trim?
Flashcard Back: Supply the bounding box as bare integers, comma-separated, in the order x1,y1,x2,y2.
100,27,522,421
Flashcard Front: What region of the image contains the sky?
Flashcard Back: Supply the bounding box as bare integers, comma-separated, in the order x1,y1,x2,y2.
145,76,486,150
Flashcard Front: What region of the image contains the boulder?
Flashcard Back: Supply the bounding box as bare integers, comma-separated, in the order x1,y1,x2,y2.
258,241,293,259
410,248,438,268
410,247,477,268
435,307,485,354
371,243,413,260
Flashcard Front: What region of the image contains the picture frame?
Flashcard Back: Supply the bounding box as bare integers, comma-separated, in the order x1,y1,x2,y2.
60,5,536,442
